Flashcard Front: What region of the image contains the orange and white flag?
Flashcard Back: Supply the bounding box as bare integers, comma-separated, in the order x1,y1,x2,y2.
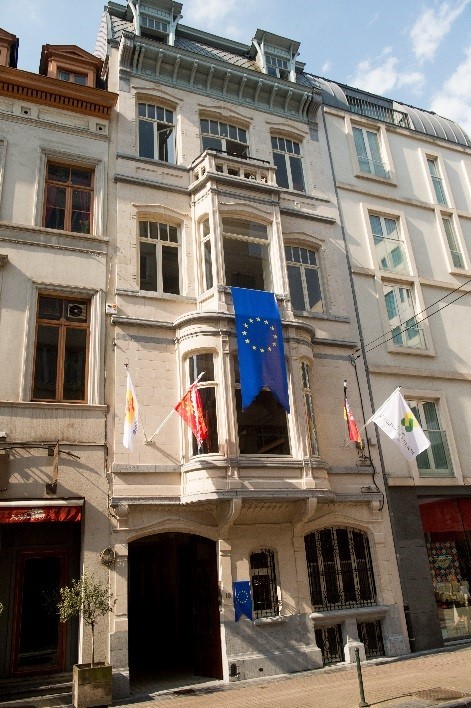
123,371,139,450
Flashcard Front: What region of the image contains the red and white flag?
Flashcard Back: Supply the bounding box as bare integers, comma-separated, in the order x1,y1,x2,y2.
344,381,363,449
175,382,208,449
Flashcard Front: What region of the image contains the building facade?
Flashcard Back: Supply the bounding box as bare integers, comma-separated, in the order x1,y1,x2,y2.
0,32,117,684
97,0,408,696
317,77,471,651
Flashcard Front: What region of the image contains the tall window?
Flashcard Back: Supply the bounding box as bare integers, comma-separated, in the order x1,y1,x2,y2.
43,163,93,234
250,550,280,619
353,126,389,179
234,357,290,455
302,362,319,456
200,119,248,158
139,221,180,294
369,214,408,274
427,158,447,205
383,284,424,348
442,217,464,268
271,137,305,191
188,353,218,456
138,103,175,163
305,527,376,611
285,246,323,312
222,218,271,290
200,219,213,291
32,294,89,402
409,400,453,476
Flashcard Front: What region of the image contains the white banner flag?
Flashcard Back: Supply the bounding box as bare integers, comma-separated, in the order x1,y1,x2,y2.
367,388,431,461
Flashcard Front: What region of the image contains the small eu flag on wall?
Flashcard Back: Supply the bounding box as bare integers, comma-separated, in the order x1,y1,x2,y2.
231,287,290,412
233,581,253,621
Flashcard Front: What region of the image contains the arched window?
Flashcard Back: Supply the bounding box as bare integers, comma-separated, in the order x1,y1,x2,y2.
250,549,280,619
305,527,376,611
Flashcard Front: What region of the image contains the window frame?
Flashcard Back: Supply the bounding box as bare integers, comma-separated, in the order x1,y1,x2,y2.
285,244,324,313
369,213,409,275
138,102,176,164
301,361,319,457
200,118,249,159
271,135,306,192
352,125,390,180
31,292,90,403
200,218,214,292
42,162,94,235
221,217,272,291
441,215,466,270
382,282,426,350
186,352,219,457
408,399,454,478
427,156,448,206
250,549,281,619
138,219,181,295
305,527,377,611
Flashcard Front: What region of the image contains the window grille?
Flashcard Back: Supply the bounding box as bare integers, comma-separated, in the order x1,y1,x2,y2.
250,549,280,619
357,620,385,659
305,528,376,611
315,625,344,665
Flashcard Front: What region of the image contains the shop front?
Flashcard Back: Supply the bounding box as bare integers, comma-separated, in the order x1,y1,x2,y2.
419,497,471,642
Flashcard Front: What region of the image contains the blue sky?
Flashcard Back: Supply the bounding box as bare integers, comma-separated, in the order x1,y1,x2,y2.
3,0,471,134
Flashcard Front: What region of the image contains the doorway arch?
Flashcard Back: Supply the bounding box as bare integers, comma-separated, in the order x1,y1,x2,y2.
128,532,223,682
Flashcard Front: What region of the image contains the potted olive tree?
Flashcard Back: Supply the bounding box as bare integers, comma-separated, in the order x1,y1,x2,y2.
58,574,115,708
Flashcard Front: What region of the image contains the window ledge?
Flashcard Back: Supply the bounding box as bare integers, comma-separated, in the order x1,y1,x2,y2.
117,153,188,173
387,345,434,358
116,288,196,303
292,309,350,323
310,605,389,626
354,170,397,187
0,400,106,411
253,615,286,626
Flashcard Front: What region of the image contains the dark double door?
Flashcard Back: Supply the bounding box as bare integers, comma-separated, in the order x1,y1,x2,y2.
128,533,222,680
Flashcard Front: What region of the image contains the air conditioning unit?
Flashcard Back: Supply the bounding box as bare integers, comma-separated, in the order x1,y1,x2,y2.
67,303,87,321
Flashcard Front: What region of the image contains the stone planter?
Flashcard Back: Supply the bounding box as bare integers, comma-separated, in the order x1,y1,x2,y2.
73,663,113,708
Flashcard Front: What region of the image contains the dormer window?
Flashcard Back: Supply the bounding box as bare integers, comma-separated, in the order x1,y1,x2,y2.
266,55,289,80
58,70,87,85
141,15,169,33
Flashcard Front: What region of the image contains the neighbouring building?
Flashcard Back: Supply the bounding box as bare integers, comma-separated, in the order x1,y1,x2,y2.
316,76,471,651
96,1,409,697
0,30,117,686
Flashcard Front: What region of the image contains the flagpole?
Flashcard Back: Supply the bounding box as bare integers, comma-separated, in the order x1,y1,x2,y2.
146,372,205,443
343,380,349,447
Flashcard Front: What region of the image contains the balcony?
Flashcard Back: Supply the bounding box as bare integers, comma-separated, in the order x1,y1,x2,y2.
190,150,277,190
347,95,411,129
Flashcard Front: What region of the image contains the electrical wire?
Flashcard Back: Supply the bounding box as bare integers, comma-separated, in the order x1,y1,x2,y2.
353,277,471,359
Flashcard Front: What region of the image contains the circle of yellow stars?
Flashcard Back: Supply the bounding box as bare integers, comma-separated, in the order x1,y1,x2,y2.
241,317,278,353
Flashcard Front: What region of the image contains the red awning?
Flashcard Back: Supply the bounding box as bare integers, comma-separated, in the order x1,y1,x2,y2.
419,498,471,533
0,506,82,523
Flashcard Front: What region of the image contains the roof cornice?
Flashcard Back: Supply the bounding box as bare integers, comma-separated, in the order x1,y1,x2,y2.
0,66,118,119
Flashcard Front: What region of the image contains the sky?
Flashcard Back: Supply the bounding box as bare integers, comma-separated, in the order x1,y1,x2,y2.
2,0,471,134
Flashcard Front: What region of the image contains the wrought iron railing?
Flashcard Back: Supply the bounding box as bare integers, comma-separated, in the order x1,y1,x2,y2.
347,95,411,128
358,620,385,659
315,625,344,665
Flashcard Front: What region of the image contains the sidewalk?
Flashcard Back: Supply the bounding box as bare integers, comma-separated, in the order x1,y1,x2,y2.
116,644,471,708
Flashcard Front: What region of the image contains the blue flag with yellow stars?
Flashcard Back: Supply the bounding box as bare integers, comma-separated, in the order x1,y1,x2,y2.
231,287,290,412
233,580,253,621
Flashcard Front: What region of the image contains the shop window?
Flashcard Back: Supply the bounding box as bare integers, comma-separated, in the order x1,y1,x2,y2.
200,219,213,291
200,119,248,158
369,214,408,274
139,221,180,294
221,218,271,290
427,157,448,206
420,498,471,641
138,103,175,163
383,283,425,349
43,163,93,234
301,362,319,456
409,400,453,476
285,245,323,312
234,357,290,455
32,294,89,402
305,527,376,611
188,353,219,456
250,549,280,619
353,126,389,179
271,136,305,192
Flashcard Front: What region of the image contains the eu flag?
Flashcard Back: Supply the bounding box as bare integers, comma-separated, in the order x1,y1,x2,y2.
233,580,253,621
232,287,290,412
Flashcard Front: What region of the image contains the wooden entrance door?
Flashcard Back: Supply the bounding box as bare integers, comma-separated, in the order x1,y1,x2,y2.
10,550,68,675
191,536,223,678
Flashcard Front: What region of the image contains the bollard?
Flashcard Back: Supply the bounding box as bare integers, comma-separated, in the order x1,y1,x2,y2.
354,646,370,708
